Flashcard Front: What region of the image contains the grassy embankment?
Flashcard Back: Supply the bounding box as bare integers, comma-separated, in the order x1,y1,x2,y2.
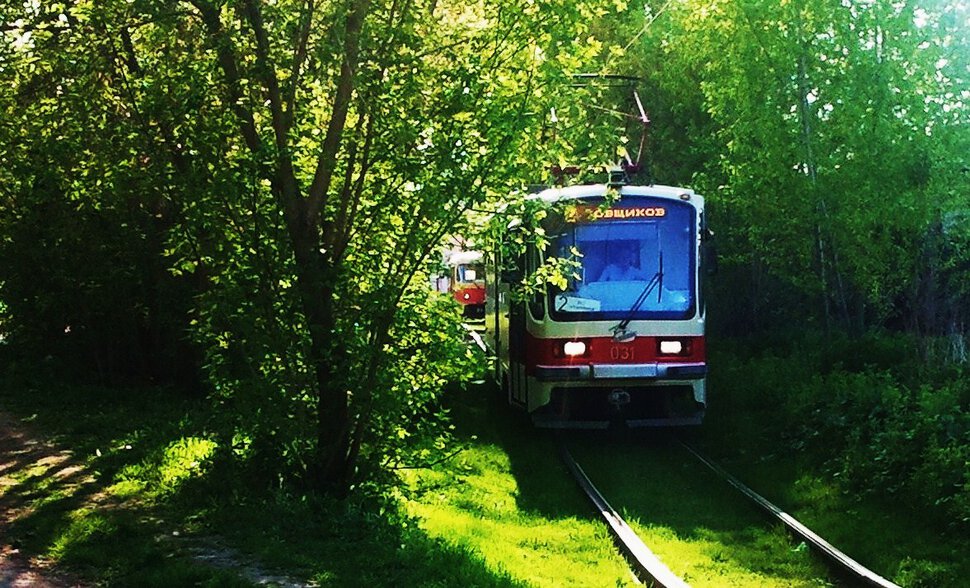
1,332,966,586
0,366,633,586
696,332,969,587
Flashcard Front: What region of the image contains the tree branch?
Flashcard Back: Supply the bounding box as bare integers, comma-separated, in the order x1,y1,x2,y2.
306,0,372,227
239,0,287,151
187,0,262,155
331,113,376,260
284,0,316,130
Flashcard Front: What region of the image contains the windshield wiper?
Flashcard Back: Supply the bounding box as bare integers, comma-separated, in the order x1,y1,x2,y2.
611,251,663,342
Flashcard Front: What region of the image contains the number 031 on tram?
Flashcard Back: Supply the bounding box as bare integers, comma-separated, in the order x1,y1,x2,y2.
484,180,714,428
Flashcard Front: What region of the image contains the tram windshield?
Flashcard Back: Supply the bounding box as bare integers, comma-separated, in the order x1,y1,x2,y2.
455,263,485,284
548,198,696,321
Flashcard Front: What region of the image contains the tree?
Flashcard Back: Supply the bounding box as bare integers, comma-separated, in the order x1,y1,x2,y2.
0,0,203,386
176,0,622,494
631,0,969,336
1,0,627,495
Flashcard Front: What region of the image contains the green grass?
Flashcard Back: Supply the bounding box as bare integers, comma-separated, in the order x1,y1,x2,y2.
700,336,970,588
400,443,637,587
0,371,557,586
566,432,831,587
0,374,254,586
698,452,970,588
397,382,827,587
2,339,966,587
201,492,526,587
393,381,641,586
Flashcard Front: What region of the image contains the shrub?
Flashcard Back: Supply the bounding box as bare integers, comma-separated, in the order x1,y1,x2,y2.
712,333,969,528
895,557,959,588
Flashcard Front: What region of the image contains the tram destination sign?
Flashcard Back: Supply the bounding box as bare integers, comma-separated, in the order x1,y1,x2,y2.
564,205,666,223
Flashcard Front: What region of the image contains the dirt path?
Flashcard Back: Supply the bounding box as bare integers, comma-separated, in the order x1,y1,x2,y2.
0,546,72,588
0,412,316,587
0,412,81,587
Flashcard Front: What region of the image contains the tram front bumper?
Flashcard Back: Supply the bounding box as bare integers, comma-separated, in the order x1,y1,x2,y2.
530,363,707,428
534,362,706,382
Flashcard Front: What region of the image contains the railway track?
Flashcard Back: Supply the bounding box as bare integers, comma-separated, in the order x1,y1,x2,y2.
558,440,688,587
557,437,901,587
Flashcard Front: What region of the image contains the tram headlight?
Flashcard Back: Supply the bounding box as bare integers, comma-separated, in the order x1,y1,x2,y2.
563,341,587,356
463,292,471,300
658,339,684,355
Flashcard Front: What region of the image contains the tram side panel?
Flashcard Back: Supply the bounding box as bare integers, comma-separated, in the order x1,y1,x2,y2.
484,249,511,394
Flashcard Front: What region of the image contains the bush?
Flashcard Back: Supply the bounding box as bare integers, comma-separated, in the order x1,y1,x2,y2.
895,557,959,588
712,333,969,528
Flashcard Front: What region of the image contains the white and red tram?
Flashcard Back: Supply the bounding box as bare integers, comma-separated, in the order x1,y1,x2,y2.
485,177,711,427
446,250,486,321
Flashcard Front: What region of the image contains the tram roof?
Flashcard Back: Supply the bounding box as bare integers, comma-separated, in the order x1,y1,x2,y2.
529,183,700,205
446,250,483,265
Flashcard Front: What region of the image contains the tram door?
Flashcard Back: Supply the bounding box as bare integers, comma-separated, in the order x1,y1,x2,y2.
507,299,528,407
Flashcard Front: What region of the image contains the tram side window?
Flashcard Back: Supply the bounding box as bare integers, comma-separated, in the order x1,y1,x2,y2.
661,224,692,298
526,242,544,320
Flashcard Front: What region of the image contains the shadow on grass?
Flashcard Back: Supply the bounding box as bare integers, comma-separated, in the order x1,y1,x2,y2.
442,381,841,586
0,372,527,587
203,490,526,587
0,375,257,586
442,379,594,520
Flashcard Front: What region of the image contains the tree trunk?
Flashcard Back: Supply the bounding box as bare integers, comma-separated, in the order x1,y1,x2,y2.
194,0,372,496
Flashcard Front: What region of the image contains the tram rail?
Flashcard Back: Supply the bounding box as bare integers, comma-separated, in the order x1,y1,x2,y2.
679,441,901,588
557,439,688,587
558,437,903,588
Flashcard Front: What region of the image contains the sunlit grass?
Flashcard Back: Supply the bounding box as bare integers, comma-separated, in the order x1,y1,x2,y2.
48,508,118,560
115,436,218,496
2,353,965,587
564,434,832,588
105,479,148,499
401,444,638,587
630,522,826,588
1,374,536,586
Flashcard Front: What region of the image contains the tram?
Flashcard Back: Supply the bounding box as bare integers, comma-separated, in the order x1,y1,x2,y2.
485,169,713,427
446,250,486,321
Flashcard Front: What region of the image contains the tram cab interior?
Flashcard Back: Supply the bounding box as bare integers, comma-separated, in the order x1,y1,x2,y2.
548,218,694,318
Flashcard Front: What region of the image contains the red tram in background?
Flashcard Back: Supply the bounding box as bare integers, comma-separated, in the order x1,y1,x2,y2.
485,171,713,428
446,250,486,321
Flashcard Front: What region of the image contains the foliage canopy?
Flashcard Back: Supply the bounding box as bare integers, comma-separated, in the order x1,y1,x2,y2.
1,0,967,496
